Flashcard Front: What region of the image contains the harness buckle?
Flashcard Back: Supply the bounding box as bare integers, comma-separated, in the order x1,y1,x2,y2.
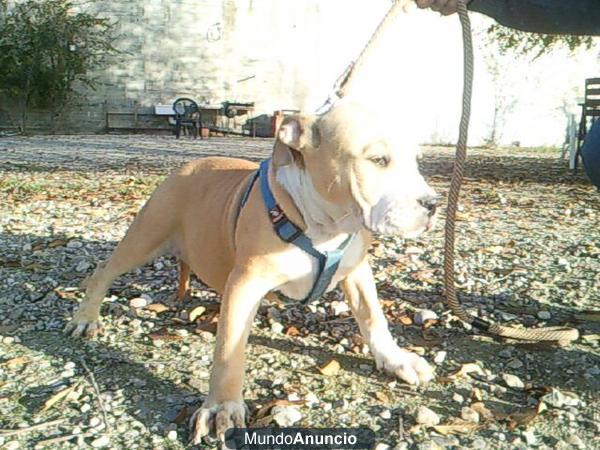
274,216,303,243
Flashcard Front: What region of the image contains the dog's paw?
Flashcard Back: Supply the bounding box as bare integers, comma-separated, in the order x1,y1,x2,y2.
373,345,434,386
189,400,246,445
64,312,104,338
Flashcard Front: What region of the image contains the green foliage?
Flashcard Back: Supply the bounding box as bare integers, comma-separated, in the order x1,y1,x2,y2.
0,0,117,131
487,24,596,58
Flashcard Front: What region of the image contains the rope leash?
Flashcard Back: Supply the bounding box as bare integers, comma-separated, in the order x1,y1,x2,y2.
331,0,579,343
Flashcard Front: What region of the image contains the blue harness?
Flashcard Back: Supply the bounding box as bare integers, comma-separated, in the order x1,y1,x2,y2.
239,159,355,303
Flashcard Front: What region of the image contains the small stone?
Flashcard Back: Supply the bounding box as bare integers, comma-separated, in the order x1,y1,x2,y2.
0,437,4,446
379,409,392,419
498,348,513,358
541,388,580,408
415,406,440,426
4,441,19,450
566,435,585,448
90,435,110,448
89,417,102,428
507,359,523,369
502,373,524,389
287,392,300,402
64,361,76,370
75,260,91,272
167,430,177,441
414,310,438,325
522,430,536,446
3,336,14,345
452,393,464,404
80,403,91,413
61,369,75,378
330,300,350,316
272,406,302,427
537,310,551,320
374,443,391,450
489,384,507,396
433,351,447,364
305,392,319,406
129,297,148,309
460,406,480,423
271,322,284,334
67,240,83,248
471,438,487,450
499,311,518,321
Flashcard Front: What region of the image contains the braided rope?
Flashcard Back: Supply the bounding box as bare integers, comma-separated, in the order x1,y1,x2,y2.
444,2,578,343
333,0,579,343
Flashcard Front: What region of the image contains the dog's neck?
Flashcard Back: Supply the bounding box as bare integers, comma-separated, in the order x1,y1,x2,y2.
273,162,359,241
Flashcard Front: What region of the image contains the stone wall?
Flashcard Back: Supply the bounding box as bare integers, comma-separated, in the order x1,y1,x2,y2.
1,0,351,134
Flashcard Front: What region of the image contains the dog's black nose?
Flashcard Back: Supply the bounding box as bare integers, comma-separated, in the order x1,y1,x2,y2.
418,196,438,216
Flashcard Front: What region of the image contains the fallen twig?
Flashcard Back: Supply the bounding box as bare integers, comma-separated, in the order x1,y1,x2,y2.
79,358,112,434
398,416,404,442
34,431,95,448
0,419,66,437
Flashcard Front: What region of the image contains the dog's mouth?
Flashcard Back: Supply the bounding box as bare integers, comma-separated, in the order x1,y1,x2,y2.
362,208,436,238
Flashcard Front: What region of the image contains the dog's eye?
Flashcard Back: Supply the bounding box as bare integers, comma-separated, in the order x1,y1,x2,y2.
370,155,390,168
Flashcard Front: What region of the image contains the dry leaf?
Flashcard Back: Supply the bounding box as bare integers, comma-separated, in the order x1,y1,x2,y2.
506,401,546,430
444,363,485,381
195,323,218,334
2,356,28,368
575,312,600,323
582,334,600,343
189,306,206,323
470,402,494,421
432,421,480,435
398,313,413,326
54,288,79,300
47,238,69,248
148,328,182,342
174,406,189,424
39,381,80,413
381,299,396,309
318,359,341,376
146,303,169,314
374,391,391,405
252,399,305,422
285,326,301,337
0,325,19,334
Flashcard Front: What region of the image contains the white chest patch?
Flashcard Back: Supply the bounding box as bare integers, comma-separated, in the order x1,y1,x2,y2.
275,232,365,301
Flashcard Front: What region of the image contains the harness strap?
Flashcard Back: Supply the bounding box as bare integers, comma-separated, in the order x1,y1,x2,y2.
257,159,354,303
239,169,260,210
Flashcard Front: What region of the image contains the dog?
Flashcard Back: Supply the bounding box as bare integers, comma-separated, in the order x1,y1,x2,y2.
65,99,438,443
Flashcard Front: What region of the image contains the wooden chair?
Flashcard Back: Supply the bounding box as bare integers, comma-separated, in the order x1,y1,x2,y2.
575,78,600,170
173,97,202,139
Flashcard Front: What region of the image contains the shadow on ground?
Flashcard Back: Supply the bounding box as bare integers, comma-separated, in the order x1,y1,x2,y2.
1,229,599,448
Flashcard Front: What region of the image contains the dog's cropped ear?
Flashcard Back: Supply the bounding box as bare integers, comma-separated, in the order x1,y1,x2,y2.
273,115,321,167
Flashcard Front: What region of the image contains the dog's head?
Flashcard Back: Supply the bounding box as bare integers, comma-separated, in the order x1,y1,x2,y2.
273,99,437,238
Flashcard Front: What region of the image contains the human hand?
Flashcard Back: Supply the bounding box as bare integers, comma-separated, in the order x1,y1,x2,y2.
415,0,460,16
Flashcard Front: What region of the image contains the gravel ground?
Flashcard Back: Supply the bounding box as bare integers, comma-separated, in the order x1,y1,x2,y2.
0,134,599,450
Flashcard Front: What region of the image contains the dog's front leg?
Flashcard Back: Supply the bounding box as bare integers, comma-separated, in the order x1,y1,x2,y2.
189,269,268,444
341,259,434,386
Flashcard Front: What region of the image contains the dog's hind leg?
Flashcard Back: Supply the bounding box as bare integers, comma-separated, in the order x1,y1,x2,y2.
65,194,177,338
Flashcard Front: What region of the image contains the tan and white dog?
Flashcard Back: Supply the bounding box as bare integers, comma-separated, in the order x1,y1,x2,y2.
65,100,438,443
